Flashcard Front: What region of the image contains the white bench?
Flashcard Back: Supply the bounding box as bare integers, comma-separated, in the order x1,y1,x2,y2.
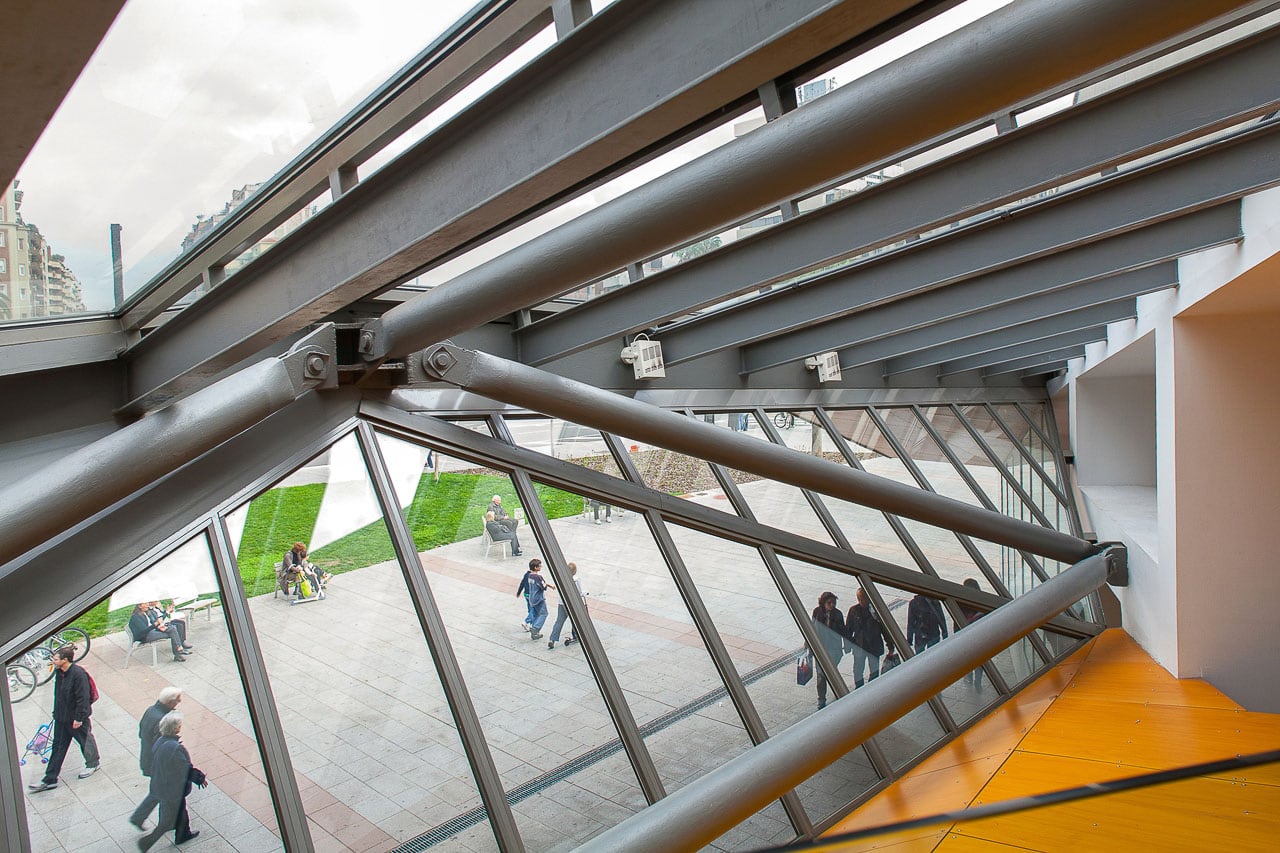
124,638,160,669
175,596,218,622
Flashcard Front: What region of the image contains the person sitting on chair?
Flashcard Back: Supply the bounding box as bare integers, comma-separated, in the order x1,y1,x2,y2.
146,602,190,650
128,604,190,662
588,499,612,525
485,511,522,556
282,542,328,598
487,495,519,534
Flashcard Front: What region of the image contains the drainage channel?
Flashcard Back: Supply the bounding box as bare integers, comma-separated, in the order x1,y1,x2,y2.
390,647,800,851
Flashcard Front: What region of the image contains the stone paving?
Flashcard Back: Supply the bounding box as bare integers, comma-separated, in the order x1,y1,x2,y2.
10,422,1053,853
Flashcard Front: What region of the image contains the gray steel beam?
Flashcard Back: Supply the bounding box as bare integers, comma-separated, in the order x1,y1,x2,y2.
577,548,1118,853
833,264,1178,371
934,329,1111,377
357,425,526,850
0,394,360,662
985,349,1089,378
718,123,1276,372
515,27,1280,366
120,0,556,329
363,400,1095,637
883,303,1135,377
0,668,30,852
416,345,1097,564
0,326,336,570
370,0,1268,366
120,0,927,410
208,521,315,852
0,318,125,378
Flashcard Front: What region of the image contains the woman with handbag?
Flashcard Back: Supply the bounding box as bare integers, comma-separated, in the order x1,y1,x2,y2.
811,591,845,709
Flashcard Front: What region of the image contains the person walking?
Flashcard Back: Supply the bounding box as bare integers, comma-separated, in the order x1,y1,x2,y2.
129,687,183,829
516,559,552,640
906,593,948,655
547,562,585,649
845,588,892,688
811,592,845,709
27,646,100,793
955,578,987,690
136,711,204,850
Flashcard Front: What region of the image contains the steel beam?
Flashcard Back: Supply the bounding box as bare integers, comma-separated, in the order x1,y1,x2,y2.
930,327,1114,377
120,0,927,410
515,27,1280,366
576,548,1117,853
0,670,29,852
883,303,1135,377
368,0,1269,367
357,425,526,850
832,265,1177,371
362,400,1096,637
208,521,315,852
0,326,335,569
986,349,1089,378
415,345,1097,564
715,124,1275,372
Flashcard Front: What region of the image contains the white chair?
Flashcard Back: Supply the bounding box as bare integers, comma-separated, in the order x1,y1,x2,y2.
481,515,511,558
123,638,160,669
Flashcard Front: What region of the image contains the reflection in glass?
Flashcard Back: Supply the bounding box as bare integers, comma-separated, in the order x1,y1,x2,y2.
668,524,880,826
615,431,740,518
699,412,835,546
229,432,496,850
9,532,282,851
505,414,624,479
372,430,647,848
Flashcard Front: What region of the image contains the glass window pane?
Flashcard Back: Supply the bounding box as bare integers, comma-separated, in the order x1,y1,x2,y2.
955,404,1070,534
614,431,740,518
9,533,283,851
697,412,834,545
372,430,647,848
504,414,624,479
666,524,881,826
228,432,495,850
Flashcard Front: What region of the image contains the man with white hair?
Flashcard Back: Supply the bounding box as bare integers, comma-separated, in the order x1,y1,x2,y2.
129,686,183,829
487,494,519,535
136,710,204,849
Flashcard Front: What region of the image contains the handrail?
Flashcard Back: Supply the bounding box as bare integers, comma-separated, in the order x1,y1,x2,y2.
575,548,1118,853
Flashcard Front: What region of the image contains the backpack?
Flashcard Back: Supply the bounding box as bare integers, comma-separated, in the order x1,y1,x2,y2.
87,672,99,704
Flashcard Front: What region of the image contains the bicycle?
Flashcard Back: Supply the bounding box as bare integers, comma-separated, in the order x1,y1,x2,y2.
772,411,796,430
7,662,37,704
44,626,91,661
17,645,54,686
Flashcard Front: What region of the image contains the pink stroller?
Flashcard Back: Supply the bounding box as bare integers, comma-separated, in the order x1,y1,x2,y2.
21,719,53,766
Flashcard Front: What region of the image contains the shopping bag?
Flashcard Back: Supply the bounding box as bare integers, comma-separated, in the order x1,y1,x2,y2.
882,650,901,672
796,653,813,686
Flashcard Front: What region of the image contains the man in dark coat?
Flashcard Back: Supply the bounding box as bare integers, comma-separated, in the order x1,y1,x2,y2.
129,687,183,829
136,711,202,850
906,593,949,655
28,646,99,792
845,588,893,687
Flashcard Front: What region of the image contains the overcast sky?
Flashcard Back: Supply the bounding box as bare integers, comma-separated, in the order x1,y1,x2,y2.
16,0,477,310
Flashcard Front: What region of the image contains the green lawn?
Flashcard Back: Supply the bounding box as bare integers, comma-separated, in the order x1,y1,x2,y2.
68,470,582,640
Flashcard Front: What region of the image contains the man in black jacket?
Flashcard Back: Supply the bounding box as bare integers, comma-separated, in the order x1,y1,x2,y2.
129,687,183,829
28,646,100,792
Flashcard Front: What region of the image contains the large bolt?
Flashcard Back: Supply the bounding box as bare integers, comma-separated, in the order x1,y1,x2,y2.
304,353,328,378
421,347,456,377
358,330,375,354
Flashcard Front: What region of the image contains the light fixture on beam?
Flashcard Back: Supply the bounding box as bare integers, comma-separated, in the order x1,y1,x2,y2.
621,333,666,379
804,351,842,383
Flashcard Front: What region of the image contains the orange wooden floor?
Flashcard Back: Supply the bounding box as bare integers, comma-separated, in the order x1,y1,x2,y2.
818,629,1280,851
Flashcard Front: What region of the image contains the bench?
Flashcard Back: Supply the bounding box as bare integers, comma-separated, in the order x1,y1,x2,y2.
123,637,161,669
175,596,217,622
481,514,511,559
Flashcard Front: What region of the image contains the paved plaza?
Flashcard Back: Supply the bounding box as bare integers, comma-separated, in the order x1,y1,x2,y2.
10,419,1050,853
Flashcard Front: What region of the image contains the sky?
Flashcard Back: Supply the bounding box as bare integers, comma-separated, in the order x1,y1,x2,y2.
14,0,479,310
13,0,1011,314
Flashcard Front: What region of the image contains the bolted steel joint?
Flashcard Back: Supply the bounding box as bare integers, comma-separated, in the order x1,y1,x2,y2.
419,346,457,380
303,352,330,379
358,330,377,355
1100,542,1129,587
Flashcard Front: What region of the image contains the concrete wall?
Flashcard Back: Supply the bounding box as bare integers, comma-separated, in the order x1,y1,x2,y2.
1074,370,1156,488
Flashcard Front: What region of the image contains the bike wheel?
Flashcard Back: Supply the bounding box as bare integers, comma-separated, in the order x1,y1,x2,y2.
22,647,54,685
7,664,37,704
45,627,91,661
773,412,794,429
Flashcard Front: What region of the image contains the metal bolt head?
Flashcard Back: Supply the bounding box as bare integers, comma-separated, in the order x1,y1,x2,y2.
304,353,328,378
421,347,456,377
358,330,375,354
